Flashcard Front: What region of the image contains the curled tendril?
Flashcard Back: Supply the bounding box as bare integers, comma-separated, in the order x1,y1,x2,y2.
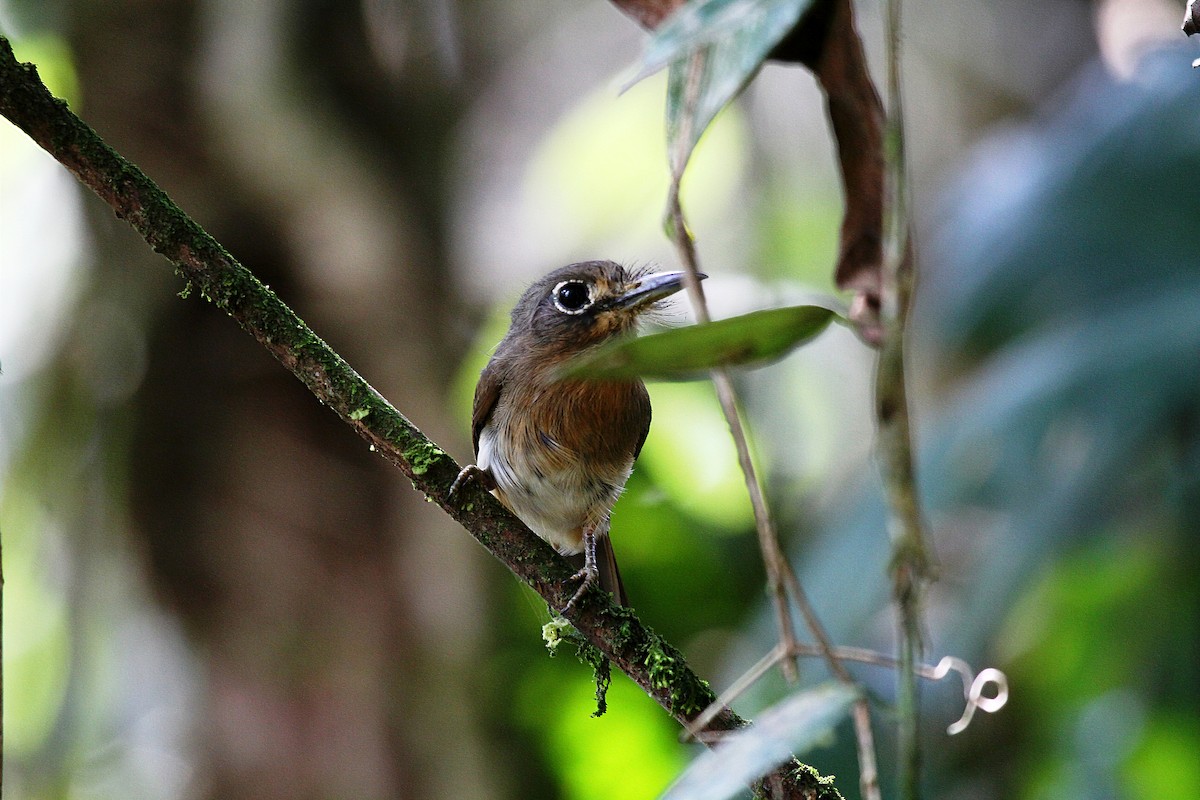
684,645,1010,743
923,656,1009,735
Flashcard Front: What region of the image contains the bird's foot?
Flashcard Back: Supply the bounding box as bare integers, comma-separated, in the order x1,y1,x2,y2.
561,561,599,616
448,464,494,500
561,529,600,615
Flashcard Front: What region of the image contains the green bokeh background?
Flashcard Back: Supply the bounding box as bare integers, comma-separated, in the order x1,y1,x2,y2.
2,2,1197,799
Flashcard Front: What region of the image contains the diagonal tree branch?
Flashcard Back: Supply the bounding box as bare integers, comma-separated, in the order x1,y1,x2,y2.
0,35,840,800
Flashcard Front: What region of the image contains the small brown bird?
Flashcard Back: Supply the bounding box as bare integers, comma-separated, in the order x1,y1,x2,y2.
455,260,696,612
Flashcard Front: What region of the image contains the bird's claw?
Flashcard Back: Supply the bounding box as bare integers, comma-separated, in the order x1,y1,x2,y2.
561,562,599,616
449,464,493,501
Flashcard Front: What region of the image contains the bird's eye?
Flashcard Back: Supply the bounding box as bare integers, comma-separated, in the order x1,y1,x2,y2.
552,280,594,314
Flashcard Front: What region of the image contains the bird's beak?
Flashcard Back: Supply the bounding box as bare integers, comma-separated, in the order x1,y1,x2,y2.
607,270,706,312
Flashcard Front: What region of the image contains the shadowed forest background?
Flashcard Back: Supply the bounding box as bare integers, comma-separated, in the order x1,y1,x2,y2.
2,0,1198,799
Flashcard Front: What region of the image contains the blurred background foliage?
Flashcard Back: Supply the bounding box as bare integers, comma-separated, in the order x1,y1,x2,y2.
0,0,1196,799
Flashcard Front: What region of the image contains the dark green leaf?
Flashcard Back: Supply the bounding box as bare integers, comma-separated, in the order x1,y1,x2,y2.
660,683,857,800
566,305,837,381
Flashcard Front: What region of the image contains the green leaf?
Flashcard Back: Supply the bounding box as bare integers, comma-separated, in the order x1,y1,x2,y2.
661,683,857,800
566,305,837,381
628,0,814,170
910,46,1200,657
635,0,814,81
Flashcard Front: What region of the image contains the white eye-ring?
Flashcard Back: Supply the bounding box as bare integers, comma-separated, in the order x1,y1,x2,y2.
552,280,595,315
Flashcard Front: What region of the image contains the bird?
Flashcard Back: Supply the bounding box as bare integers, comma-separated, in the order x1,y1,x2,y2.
453,260,698,613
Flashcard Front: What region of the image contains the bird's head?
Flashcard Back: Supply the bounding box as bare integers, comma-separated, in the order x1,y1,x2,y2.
508,260,700,356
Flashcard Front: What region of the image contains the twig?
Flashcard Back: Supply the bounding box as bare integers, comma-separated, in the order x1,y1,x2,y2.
685,646,1008,743
683,644,785,745
615,3,913,796
780,561,880,800
0,35,833,800
669,49,802,685
667,43,882,800
876,0,933,797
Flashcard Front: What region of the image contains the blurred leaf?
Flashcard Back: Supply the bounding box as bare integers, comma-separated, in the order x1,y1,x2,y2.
9,34,80,105
926,50,1200,362
903,45,1200,676
1002,540,1173,707
1,489,70,756
567,305,836,381
628,0,813,171
513,661,686,800
660,682,856,800
521,72,747,254
1123,712,1200,800
922,48,1200,548
754,190,842,287
640,382,754,530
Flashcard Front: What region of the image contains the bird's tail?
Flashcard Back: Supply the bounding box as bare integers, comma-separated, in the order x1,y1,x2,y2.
567,533,628,608
594,534,627,608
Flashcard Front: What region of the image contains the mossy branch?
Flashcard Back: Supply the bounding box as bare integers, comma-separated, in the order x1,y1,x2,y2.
0,35,840,799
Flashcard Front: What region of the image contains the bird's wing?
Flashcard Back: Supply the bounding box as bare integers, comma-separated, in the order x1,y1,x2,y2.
471,363,503,457
632,383,652,461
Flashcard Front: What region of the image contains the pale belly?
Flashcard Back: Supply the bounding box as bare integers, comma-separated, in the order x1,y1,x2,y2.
477,424,631,555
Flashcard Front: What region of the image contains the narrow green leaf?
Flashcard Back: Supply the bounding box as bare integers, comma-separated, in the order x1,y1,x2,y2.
636,0,814,82
661,683,857,800
627,0,813,170
566,305,837,381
